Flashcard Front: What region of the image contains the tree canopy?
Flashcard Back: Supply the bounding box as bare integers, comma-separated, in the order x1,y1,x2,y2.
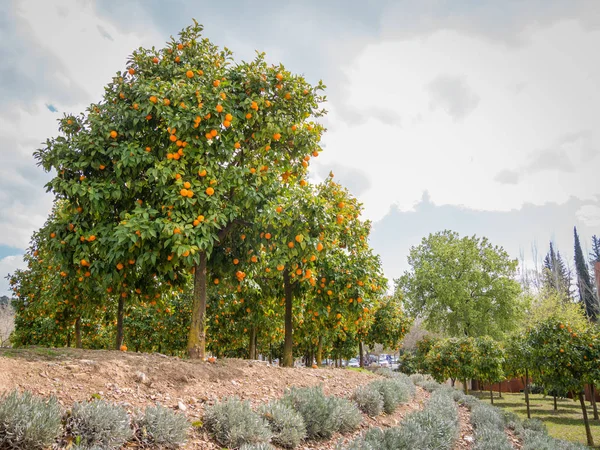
395,230,522,339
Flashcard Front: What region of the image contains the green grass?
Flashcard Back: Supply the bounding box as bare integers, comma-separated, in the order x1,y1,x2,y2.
346,367,371,374
473,390,600,446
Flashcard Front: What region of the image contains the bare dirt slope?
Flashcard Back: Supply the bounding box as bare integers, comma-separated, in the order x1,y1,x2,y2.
0,347,391,448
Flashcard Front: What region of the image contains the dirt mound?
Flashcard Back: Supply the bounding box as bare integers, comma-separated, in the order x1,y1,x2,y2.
0,347,384,449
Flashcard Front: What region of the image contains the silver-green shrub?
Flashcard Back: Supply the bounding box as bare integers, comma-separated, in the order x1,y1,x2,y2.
204,397,271,449
470,403,512,450
521,429,588,450
0,390,62,449
259,400,306,448
239,443,277,450
352,385,383,417
135,404,189,448
329,396,362,433
522,418,547,434
68,400,133,449
282,386,361,440
370,379,410,414
409,373,425,385
345,387,458,450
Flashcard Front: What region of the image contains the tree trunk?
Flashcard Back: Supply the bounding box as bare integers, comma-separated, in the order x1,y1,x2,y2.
451,378,455,387
524,369,531,419
282,270,293,367
490,388,494,405
359,341,364,368
268,344,273,364
591,384,599,420
464,379,469,395
248,326,256,360
553,393,557,411
254,328,258,360
66,331,71,348
498,382,503,398
188,252,207,359
579,390,595,446
115,295,125,350
316,336,323,367
75,317,82,349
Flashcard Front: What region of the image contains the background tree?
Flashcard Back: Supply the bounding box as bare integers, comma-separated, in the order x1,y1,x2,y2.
526,318,598,446
396,230,522,339
503,333,533,418
543,242,573,300
473,336,504,404
573,227,597,321
365,295,411,354
425,337,476,393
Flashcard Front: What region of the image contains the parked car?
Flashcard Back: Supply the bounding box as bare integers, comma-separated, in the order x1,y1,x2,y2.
348,358,360,367
378,355,390,367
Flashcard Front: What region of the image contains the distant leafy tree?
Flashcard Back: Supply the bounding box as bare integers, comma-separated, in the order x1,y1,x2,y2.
543,242,572,300
396,230,522,339
590,235,600,266
426,337,476,393
574,227,598,321
473,336,504,404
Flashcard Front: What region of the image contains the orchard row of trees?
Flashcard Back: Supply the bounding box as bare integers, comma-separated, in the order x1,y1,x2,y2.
7,21,411,366
395,230,600,447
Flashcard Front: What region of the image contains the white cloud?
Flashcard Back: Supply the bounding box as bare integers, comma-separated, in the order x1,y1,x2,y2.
315,19,600,222
0,255,26,297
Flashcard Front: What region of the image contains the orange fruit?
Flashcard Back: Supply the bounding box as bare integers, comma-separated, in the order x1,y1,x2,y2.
128,68,135,75
110,130,117,138
163,98,171,106
206,187,215,196
288,242,294,249
265,233,271,239
198,169,207,177
277,264,284,271
223,120,231,128
149,96,157,103
186,190,193,198
145,146,151,152
120,345,127,352
49,232,56,238
213,80,220,87
116,263,124,270
152,57,159,63
233,258,239,265
276,206,282,213
210,129,218,137
99,165,105,170
276,72,283,80
273,133,281,141
216,104,223,113
245,113,252,119
234,142,241,149
184,181,191,189
317,243,324,252
214,278,219,284
225,113,233,121
295,234,303,243
186,70,194,78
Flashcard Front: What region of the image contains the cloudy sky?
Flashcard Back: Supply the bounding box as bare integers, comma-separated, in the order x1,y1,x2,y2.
1,0,599,296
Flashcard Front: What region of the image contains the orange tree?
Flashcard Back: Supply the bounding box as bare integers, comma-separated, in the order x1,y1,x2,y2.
426,337,476,393
9,204,113,348
35,21,326,359
526,318,599,446
365,294,412,359
415,336,438,374
473,336,504,404
503,332,534,418
245,177,385,367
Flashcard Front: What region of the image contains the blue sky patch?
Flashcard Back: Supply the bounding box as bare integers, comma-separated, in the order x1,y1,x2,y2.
46,103,58,112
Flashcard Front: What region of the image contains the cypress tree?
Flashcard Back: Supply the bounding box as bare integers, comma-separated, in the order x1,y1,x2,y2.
574,227,598,321
543,242,572,300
